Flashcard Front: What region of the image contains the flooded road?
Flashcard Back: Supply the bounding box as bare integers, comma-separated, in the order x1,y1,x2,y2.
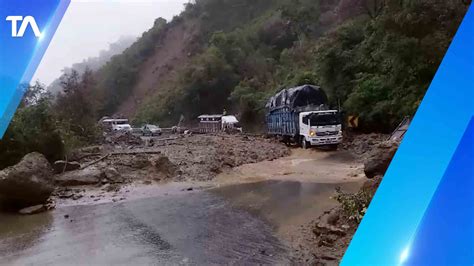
1,187,290,265
0,150,364,265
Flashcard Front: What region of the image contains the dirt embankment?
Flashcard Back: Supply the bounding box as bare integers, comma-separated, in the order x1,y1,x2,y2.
303,133,399,265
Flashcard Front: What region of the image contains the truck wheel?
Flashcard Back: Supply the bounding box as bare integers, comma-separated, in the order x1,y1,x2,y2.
301,137,309,149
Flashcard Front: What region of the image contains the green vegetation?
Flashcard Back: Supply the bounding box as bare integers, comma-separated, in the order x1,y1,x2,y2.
131,0,467,131
0,71,100,169
0,83,64,168
0,0,468,168
335,185,373,224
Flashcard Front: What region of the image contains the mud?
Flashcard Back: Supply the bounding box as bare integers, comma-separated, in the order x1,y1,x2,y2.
2,135,372,265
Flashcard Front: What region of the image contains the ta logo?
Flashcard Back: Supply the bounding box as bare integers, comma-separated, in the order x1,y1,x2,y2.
6,16,41,38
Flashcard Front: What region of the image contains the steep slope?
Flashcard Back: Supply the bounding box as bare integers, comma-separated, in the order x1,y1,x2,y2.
116,18,201,116
90,0,468,131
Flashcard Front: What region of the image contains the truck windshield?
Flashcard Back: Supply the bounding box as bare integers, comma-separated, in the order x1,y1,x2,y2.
306,113,341,126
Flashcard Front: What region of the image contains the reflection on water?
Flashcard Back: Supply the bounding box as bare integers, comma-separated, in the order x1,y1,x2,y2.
0,211,53,259
0,180,360,265
0,185,291,265
211,180,360,230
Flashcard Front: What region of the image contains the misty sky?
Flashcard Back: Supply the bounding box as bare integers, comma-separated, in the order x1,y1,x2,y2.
33,0,188,86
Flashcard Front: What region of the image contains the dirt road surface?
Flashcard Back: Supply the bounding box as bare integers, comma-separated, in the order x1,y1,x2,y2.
0,148,365,265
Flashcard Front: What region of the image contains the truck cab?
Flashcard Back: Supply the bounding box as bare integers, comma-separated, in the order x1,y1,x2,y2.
299,110,343,149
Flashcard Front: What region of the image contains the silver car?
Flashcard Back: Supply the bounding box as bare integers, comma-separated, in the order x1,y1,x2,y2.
142,124,162,136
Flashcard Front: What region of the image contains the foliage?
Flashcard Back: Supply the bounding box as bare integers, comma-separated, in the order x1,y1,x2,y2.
84,0,467,132
0,70,102,169
54,69,101,149
334,186,372,224
0,83,64,169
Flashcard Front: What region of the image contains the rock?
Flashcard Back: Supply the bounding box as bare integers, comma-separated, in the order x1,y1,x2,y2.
55,167,105,186
0,152,54,207
64,214,69,219
128,156,151,169
364,141,399,179
108,132,143,146
19,205,46,215
102,183,120,193
104,167,124,183
72,194,83,200
58,191,74,199
80,146,102,154
53,160,81,174
314,222,346,237
152,155,178,178
326,211,340,226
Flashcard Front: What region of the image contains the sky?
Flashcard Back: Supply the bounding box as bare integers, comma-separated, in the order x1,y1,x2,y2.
33,0,188,86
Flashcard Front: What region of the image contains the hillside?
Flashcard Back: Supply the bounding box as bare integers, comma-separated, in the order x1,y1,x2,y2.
87,0,468,131
48,36,136,95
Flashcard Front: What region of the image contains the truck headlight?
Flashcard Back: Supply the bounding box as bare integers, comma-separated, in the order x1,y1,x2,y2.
310,130,316,137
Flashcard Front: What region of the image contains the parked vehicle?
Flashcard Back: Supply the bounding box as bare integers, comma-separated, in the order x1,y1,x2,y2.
99,118,132,132
142,124,162,136
113,123,132,132
266,84,343,149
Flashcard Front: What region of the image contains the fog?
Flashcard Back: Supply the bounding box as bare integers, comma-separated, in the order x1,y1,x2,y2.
33,0,188,86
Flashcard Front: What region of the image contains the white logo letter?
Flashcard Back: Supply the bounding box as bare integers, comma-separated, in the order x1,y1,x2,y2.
18,16,41,37
6,16,22,37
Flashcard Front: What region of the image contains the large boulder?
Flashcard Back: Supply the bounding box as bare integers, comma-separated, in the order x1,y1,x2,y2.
55,167,105,186
0,152,54,207
364,141,399,179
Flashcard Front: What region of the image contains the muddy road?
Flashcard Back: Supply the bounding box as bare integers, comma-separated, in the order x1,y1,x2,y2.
0,148,365,265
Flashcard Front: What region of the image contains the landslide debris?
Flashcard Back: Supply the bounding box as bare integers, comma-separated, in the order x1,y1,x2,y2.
307,137,400,265
55,134,289,187
49,134,289,205
340,133,388,160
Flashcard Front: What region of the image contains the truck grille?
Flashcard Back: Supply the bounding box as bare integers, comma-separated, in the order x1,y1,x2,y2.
316,131,338,136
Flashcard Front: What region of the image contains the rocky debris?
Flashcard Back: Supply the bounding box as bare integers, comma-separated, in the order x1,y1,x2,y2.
102,183,121,193
55,167,105,186
158,134,290,181
0,152,55,207
326,209,340,226
104,167,124,183
67,146,102,161
53,160,81,174
310,209,356,265
364,141,399,179
361,175,383,195
19,204,46,215
106,131,144,146
313,221,346,238
151,154,178,179
115,154,151,169
341,133,388,159
80,146,102,154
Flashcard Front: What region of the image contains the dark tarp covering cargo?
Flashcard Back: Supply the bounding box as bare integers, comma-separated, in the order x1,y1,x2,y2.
266,84,328,111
